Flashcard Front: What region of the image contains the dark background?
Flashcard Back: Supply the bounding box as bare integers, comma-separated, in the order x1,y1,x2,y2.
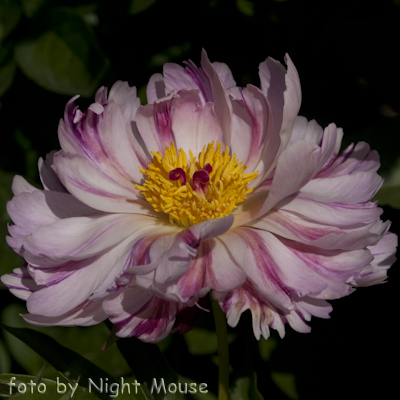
0,1,399,399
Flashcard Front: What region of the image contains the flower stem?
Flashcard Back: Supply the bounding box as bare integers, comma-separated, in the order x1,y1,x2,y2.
211,294,229,400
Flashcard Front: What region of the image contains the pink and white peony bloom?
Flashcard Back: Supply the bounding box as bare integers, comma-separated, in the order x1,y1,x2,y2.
1,50,397,343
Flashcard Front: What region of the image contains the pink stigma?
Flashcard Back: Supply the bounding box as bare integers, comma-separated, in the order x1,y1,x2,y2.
193,164,213,194
169,168,186,185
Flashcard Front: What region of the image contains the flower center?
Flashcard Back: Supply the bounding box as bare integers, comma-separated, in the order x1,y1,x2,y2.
136,142,258,227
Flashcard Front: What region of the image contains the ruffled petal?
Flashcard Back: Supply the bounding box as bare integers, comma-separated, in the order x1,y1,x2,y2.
257,54,301,170
230,85,275,178
171,90,224,158
7,189,99,255
135,97,175,154
38,151,68,193
22,299,107,327
53,152,154,214
0,266,45,301
248,208,384,250
169,237,246,304
11,175,37,196
146,73,166,103
356,231,397,286
129,215,234,302
214,282,332,340
25,230,162,317
277,195,383,227
56,82,151,212
163,63,199,95
219,228,328,311
23,213,169,263
184,49,232,147
212,62,237,91
103,284,183,343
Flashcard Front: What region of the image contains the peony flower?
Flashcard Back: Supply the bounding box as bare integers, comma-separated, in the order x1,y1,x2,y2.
1,50,396,343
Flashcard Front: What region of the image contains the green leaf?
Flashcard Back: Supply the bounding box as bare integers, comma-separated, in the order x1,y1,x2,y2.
230,374,264,400
373,186,400,209
0,0,22,42
372,156,400,209
0,339,11,373
229,338,264,400
0,323,127,400
258,336,278,362
0,373,101,399
270,372,299,400
15,9,109,97
0,44,16,97
236,0,254,17
129,0,157,15
117,336,184,400
184,327,235,355
184,328,218,355
0,170,24,285
21,0,47,18
1,304,45,374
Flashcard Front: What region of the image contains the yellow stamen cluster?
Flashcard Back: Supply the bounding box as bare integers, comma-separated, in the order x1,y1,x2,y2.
136,142,258,228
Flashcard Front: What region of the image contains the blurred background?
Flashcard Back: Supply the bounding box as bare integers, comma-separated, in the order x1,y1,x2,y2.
0,0,399,399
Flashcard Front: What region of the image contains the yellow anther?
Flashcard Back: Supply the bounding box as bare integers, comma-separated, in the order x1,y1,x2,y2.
136,141,258,227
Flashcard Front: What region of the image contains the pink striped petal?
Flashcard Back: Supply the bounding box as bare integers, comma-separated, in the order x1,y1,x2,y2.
0,266,45,301
130,215,234,302
214,281,332,340
103,284,184,343
23,213,169,263
248,208,384,250
183,49,232,147
219,228,327,310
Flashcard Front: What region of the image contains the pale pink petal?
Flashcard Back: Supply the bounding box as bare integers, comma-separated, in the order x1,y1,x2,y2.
163,63,198,95
53,152,154,214
130,215,234,302
135,98,175,154
38,151,68,193
230,85,274,176
316,141,380,179
254,122,337,219
22,299,107,327
147,73,166,103
108,81,141,121
258,54,301,164
0,266,44,301
184,49,232,147
7,189,99,255
57,83,150,208
212,62,237,90
171,90,224,157
171,237,246,304
23,213,169,263
277,195,383,227
287,116,323,147
11,175,37,196
356,232,397,286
